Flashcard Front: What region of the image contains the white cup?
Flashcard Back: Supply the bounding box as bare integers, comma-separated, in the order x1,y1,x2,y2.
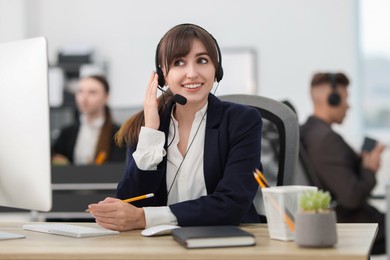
262,185,318,241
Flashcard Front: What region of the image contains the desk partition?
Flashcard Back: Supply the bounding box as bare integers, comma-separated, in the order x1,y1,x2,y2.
45,163,125,220
0,164,125,220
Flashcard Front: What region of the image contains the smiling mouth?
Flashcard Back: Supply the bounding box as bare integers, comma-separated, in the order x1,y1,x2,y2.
183,83,202,89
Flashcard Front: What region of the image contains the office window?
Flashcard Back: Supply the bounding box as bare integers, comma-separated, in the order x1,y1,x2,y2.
360,0,390,129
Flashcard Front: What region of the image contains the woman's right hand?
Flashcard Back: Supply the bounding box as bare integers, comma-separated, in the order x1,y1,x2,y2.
143,72,160,130
88,197,146,231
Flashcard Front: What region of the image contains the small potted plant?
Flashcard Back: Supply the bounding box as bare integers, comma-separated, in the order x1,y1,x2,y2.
295,190,337,247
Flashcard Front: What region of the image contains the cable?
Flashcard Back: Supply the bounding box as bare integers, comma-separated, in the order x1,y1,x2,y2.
213,82,220,95
166,110,207,198
160,92,176,148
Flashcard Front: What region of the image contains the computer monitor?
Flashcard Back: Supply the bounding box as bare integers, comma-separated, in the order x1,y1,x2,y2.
0,37,52,238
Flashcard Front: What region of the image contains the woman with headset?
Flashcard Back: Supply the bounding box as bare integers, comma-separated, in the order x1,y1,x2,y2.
88,24,263,231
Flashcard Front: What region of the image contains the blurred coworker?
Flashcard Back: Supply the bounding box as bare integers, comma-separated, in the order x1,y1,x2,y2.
52,75,126,165
300,72,386,255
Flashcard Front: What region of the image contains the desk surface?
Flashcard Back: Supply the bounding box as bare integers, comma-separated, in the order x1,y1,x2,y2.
0,223,377,260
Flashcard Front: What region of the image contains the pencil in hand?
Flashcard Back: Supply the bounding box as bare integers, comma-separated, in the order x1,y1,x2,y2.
121,193,154,203
85,193,154,212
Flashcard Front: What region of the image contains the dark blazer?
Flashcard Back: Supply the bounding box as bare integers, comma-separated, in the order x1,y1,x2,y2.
52,123,126,164
117,94,263,226
300,116,384,241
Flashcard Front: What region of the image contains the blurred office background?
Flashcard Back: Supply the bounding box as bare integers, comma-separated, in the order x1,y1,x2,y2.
0,0,390,195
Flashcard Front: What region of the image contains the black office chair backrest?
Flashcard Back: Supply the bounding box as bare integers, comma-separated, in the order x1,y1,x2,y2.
218,94,299,216
294,140,323,188
280,100,323,188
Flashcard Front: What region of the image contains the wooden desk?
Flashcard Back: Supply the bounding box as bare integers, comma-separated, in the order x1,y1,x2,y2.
0,223,377,260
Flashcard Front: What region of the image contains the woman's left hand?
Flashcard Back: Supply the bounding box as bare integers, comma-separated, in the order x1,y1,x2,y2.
88,197,146,231
144,72,160,130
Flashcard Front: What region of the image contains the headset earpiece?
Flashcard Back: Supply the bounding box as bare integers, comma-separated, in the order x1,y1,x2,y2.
155,43,165,87
216,65,223,82
156,67,165,87
328,73,341,106
328,92,341,106
210,34,223,82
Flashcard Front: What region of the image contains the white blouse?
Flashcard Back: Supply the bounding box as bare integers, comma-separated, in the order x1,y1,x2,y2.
73,115,104,165
133,104,208,227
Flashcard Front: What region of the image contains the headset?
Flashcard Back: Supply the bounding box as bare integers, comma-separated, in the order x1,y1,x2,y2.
328,73,341,106
155,23,224,88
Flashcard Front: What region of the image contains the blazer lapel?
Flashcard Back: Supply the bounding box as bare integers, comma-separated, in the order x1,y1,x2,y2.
204,94,223,193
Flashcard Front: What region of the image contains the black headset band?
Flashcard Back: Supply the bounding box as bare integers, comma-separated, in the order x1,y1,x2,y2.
327,73,341,106
329,73,337,89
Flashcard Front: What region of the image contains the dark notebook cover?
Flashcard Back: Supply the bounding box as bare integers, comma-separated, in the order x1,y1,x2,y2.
171,226,256,249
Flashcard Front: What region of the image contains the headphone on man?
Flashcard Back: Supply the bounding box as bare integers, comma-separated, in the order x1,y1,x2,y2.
327,73,341,106
155,23,224,87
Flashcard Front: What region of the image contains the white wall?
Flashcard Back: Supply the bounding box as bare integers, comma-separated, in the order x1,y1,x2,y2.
0,0,361,144
0,0,26,41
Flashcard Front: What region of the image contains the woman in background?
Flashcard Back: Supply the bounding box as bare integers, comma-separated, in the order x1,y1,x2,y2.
52,75,126,165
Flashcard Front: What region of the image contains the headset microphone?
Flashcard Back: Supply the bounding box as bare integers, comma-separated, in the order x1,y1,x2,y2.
172,94,187,105
157,86,187,105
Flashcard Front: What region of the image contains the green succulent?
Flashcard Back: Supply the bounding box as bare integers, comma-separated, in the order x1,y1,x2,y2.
299,190,332,213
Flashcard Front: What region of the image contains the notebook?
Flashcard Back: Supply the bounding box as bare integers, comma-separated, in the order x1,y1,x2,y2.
22,224,119,238
171,226,256,249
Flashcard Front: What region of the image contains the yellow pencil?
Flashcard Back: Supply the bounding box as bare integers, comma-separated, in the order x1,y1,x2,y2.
267,192,296,232
86,193,154,212
255,168,269,187
95,151,107,165
253,172,266,188
253,169,295,232
121,193,154,203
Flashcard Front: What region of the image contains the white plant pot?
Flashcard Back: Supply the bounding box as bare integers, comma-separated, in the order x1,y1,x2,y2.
295,210,337,248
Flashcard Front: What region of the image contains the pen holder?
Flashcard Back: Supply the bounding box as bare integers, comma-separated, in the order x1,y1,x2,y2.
262,185,318,241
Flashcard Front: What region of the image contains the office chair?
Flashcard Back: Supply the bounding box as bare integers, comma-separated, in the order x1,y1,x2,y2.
280,100,322,188
218,94,299,216
294,141,323,188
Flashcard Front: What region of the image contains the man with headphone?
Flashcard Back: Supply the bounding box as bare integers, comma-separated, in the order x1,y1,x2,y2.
300,72,386,255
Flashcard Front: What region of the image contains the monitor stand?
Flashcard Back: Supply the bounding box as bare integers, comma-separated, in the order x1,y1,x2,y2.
0,231,25,240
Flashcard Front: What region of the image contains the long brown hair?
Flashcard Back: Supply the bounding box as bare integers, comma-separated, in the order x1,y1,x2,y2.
82,75,114,160
116,24,220,147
